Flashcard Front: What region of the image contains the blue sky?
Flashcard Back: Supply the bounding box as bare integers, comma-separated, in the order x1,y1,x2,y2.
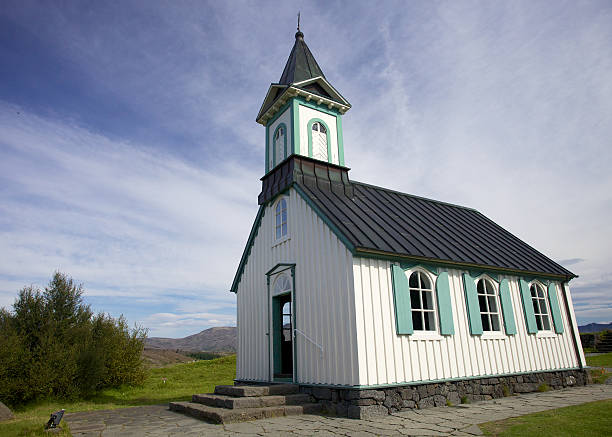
1,1,611,337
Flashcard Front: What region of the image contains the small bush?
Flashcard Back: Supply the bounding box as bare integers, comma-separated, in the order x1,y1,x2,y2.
0,272,147,406
188,351,223,361
460,395,470,404
501,384,510,397
537,383,550,392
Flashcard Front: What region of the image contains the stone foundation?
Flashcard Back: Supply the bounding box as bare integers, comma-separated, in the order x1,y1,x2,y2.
299,369,588,419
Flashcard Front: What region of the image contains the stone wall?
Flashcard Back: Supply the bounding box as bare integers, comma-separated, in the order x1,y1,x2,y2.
299,369,588,419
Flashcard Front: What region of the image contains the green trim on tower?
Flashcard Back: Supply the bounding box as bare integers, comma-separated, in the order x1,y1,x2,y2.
295,95,341,116
307,118,332,163
266,100,292,127
292,98,300,154
265,124,270,173
336,114,345,166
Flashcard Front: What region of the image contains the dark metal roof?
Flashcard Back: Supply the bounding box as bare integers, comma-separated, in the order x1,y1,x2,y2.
294,168,575,279
279,31,326,85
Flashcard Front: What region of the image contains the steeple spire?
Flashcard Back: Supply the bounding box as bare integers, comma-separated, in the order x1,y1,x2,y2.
278,25,325,86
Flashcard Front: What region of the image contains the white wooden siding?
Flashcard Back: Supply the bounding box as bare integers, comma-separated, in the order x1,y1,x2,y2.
352,257,582,386
236,188,359,385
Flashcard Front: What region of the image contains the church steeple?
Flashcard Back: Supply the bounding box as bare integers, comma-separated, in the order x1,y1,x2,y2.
258,27,351,174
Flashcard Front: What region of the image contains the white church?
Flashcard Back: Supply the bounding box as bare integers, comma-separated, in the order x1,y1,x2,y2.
228,28,587,417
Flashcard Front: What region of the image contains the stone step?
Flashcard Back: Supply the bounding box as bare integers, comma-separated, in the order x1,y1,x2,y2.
192,393,312,409
169,401,322,424
214,384,299,397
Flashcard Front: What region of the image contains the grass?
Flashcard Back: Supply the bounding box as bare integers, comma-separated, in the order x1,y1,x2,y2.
480,399,612,437
585,351,612,368
0,355,236,437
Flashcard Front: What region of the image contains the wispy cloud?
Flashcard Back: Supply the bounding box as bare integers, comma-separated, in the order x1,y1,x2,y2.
1,1,611,335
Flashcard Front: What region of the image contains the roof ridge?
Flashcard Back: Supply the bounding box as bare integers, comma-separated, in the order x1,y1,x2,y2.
350,180,479,213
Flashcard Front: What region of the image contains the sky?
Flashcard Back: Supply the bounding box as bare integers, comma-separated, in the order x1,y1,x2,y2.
1,1,611,338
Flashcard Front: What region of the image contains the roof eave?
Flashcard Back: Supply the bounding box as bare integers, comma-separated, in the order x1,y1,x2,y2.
353,247,577,281
257,85,351,126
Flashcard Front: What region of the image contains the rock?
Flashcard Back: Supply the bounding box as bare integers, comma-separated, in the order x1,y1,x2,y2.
402,399,416,408
347,404,388,419
383,390,402,409
417,397,435,409
0,402,14,422
311,387,331,401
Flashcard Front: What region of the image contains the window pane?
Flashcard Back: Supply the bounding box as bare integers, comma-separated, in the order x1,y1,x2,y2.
536,315,543,330
479,295,488,312
422,290,433,310
276,213,281,227
282,209,287,223
537,286,544,298
485,280,495,295
488,296,498,313
543,315,551,331
530,285,537,297
532,299,539,315
412,311,423,330
424,311,435,331
276,226,281,239
409,272,419,288
477,280,485,294
410,289,421,309
491,314,500,331
539,299,548,315
481,314,490,331
420,273,431,290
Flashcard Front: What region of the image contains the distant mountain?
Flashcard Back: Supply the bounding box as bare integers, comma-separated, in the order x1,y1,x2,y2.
146,326,237,352
578,322,612,333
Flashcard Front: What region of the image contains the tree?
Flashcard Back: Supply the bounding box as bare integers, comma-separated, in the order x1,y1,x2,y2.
0,272,147,406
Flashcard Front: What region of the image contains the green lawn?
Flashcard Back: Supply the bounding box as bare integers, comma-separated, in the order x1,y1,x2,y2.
480,400,612,437
0,355,236,437
586,352,612,368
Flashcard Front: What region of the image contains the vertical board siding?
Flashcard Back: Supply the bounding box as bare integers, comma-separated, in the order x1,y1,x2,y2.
236,188,358,385
352,258,581,386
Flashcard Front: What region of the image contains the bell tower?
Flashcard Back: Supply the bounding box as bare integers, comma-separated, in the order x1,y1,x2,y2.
256,27,351,174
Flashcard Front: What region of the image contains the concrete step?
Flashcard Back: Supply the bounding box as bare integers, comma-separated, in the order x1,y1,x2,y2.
214,384,299,397
192,393,312,409
169,401,322,424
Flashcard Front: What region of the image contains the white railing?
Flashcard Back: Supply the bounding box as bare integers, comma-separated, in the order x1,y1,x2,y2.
294,328,324,357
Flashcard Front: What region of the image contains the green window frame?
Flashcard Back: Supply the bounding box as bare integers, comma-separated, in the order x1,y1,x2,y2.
307,118,332,163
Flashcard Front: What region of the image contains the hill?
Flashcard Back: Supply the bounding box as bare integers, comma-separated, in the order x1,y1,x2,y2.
146,326,236,352
578,322,612,333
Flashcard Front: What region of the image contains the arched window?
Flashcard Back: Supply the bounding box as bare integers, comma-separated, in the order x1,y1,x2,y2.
477,278,501,331
273,273,292,295
530,283,551,331
275,198,287,240
311,121,328,161
409,270,436,331
274,124,286,166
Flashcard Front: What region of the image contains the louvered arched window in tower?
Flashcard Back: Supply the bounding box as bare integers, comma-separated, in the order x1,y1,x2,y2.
311,121,328,161
273,124,286,166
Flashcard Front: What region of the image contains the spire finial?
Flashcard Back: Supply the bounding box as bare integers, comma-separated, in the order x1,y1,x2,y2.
295,12,304,39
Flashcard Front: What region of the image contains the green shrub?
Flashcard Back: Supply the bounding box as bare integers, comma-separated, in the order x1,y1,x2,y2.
0,272,147,406
537,383,550,392
460,395,470,404
501,384,510,397
188,351,223,361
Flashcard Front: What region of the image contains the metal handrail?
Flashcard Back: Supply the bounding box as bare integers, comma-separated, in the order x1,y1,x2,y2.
294,328,323,357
